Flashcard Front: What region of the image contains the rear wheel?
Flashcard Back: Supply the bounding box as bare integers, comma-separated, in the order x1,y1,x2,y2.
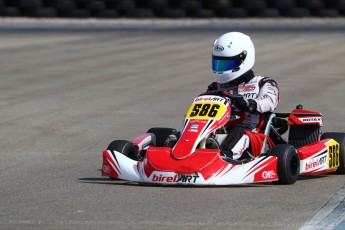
271,144,300,184
321,132,345,174
107,140,138,160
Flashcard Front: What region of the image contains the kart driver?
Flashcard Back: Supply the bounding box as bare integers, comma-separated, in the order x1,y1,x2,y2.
206,32,279,160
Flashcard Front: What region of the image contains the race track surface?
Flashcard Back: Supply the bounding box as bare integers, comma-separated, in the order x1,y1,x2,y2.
0,25,344,230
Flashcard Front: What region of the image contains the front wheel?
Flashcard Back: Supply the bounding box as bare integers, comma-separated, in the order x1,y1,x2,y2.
271,144,300,185
107,140,138,161
321,132,345,174
146,127,179,147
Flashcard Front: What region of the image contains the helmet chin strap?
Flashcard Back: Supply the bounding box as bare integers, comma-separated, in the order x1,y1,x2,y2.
232,70,255,85
215,69,255,85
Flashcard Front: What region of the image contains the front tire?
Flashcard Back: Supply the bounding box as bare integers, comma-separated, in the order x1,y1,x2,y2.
146,127,179,147
271,144,300,185
321,132,345,174
107,140,138,160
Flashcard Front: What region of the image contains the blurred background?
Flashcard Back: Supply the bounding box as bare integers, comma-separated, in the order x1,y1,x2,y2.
0,0,344,19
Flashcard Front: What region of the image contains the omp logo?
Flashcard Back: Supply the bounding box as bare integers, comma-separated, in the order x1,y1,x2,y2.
102,165,110,174
262,170,276,179
214,45,224,51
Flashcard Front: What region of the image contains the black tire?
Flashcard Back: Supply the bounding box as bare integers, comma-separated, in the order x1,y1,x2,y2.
107,140,138,161
148,0,169,10
159,8,186,18
242,0,267,12
127,8,154,18
271,144,300,185
88,1,106,13
299,0,324,10
116,0,136,11
0,0,4,9
18,0,42,9
335,0,345,10
96,9,119,18
74,0,91,7
190,9,215,18
284,7,311,17
321,132,345,174
146,127,179,147
315,9,339,17
52,0,77,11
219,8,248,18
178,0,202,12
72,9,90,18
203,0,232,10
31,7,57,17
257,8,280,17
272,0,296,10
1,7,20,16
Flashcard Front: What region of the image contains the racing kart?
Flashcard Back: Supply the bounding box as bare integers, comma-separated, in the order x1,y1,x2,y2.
102,91,345,185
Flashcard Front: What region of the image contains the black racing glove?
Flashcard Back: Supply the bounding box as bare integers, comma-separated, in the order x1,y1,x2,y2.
233,97,257,113
207,82,218,91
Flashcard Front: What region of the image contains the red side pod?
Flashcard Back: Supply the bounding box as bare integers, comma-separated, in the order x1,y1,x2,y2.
102,150,120,178
298,140,328,160
287,109,323,126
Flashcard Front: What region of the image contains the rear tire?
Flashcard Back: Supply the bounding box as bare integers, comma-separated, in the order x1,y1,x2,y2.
107,140,138,161
146,127,179,147
271,144,300,185
321,132,345,174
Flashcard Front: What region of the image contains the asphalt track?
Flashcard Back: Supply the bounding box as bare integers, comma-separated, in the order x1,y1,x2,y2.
0,20,345,230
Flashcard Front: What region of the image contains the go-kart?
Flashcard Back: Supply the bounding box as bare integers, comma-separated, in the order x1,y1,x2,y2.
102,91,345,185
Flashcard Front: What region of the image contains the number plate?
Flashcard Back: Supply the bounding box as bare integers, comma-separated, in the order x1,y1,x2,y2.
326,139,340,169
185,101,227,120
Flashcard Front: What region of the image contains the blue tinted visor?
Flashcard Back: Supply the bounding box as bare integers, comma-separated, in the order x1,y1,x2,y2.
212,51,247,73
212,57,240,72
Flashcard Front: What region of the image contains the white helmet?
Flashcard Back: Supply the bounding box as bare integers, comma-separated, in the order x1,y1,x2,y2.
212,32,255,84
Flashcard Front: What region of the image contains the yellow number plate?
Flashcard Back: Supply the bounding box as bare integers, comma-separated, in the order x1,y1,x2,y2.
326,139,340,169
185,102,227,120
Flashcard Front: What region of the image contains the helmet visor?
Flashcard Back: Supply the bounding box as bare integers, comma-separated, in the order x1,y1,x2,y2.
212,51,247,73
212,57,240,72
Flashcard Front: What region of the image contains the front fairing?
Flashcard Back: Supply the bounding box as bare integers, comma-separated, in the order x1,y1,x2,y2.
171,95,231,159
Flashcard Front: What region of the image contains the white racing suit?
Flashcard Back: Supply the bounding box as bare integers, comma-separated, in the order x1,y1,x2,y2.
208,70,279,160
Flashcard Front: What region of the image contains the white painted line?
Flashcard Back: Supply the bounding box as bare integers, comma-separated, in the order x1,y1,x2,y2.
300,184,345,230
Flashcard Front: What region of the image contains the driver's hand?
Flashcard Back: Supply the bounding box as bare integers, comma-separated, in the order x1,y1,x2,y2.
233,97,257,113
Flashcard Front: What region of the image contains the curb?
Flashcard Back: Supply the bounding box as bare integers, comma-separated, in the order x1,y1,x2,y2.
0,18,344,30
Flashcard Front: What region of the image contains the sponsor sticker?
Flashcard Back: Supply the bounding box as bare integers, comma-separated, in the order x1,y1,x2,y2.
298,117,322,124
262,170,276,179
102,165,110,174
190,124,199,129
238,85,256,92
305,156,327,170
214,45,224,51
151,172,200,184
